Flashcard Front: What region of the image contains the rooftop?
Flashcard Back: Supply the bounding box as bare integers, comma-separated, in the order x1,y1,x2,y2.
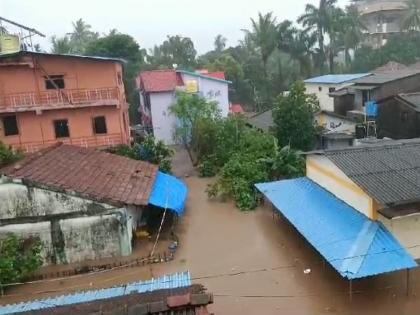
321,139,420,207
397,93,420,112
373,61,408,74
139,69,230,93
351,69,420,85
256,177,417,279
304,73,371,85
0,50,125,64
0,272,195,315
0,144,158,207
247,109,274,132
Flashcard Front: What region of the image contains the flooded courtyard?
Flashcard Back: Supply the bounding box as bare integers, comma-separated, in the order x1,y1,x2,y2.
2,149,420,314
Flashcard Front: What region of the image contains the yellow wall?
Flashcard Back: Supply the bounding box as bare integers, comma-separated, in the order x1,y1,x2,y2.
306,155,378,219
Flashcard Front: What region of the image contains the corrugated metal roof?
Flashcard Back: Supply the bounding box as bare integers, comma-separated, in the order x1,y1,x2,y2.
0,271,191,315
304,73,371,84
255,178,417,280
351,70,420,85
247,109,274,132
324,139,420,206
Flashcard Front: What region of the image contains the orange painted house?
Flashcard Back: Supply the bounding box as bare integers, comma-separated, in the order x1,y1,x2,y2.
0,51,130,152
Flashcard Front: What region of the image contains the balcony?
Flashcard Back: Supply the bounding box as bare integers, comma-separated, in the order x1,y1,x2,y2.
0,87,120,113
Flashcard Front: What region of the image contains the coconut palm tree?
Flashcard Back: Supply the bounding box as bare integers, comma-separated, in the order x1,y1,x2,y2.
68,19,98,53
402,0,420,33
243,12,278,77
342,5,366,65
214,34,227,52
51,36,72,54
298,0,337,73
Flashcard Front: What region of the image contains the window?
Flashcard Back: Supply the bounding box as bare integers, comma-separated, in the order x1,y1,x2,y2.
2,115,19,136
54,119,70,138
93,116,107,134
329,87,336,93
318,86,322,92
45,75,65,89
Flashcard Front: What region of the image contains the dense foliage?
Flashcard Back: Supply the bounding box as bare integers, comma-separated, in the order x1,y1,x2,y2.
273,81,320,151
0,234,43,295
0,142,22,168
110,136,174,173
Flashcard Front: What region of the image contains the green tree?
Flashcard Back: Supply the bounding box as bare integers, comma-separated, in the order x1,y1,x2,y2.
0,142,22,167
51,36,72,54
0,234,43,295
149,35,197,69
243,12,278,77
85,31,146,123
402,0,420,32
214,34,227,52
342,5,365,65
273,81,319,151
298,0,337,73
169,92,220,148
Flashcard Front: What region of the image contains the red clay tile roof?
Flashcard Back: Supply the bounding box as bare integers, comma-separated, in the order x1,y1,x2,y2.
1,144,158,206
230,103,244,113
206,71,226,80
140,70,184,93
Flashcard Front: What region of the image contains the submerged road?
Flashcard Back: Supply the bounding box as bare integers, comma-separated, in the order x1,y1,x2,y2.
2,148,420,314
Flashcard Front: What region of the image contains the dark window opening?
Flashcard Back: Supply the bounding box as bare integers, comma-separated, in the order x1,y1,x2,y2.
45,75,65,90
93,116,107,134
3,115,19,136
318,86,322,92
401,111,409,123
329,87,336,93
54,119,69,138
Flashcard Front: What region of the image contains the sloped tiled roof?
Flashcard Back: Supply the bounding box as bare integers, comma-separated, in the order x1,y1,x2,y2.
373,61,408,74
0,144,158,206
229,103,244,114
140,70,183,93
247,110,274,132
324,139,420,206
206,71,226,80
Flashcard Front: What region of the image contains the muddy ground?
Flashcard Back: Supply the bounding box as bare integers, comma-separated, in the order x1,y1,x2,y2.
2,148,420,314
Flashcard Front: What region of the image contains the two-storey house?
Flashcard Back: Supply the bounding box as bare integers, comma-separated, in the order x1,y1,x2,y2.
0,51,130,152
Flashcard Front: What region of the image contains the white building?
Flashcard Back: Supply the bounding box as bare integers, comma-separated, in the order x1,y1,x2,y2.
304,74,370,112
137,69,230,144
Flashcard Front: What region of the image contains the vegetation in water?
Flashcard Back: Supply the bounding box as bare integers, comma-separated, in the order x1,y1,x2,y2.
110,135,174,173
0,234,43,295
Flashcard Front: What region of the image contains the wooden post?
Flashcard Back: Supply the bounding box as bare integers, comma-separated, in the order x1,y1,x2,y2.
406,269,410,297
349,280,353,302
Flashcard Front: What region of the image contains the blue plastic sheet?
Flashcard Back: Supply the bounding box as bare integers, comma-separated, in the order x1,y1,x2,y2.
148,171,188,216
256,177,417,279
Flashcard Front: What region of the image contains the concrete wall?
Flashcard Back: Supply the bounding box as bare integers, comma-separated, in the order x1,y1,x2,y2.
379,213,420,259
306,155,376,219
1,105,129,152
150,92,177,144
0,181,133,265
305,82,350,112
181,73,230,117
315,112,357,133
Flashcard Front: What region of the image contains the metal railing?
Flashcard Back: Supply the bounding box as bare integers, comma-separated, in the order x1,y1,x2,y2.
0,87,120,110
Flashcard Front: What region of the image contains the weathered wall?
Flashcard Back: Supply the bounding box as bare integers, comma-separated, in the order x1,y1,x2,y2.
306,155,375,219
0,222,53,264
0,181,133,265
379,213,420,259
315,112,356,133
305,82,351,112
60,212,132,264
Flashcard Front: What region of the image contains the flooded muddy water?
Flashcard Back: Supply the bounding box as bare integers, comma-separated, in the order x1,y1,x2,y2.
2,148,420,314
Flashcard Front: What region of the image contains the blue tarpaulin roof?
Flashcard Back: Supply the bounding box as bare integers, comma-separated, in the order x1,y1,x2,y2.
255,178,417,280
0,271,191,315
148,171,188,216
304,73,371,84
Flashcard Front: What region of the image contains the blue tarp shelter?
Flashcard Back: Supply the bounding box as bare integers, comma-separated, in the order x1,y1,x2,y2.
148,171,188,216
0,271,191,315
256,177,417,280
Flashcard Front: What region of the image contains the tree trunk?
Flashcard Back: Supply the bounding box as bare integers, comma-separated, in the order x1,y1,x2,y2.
318,30,325,74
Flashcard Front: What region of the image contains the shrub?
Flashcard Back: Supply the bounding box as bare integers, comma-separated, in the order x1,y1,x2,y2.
0,142,22,168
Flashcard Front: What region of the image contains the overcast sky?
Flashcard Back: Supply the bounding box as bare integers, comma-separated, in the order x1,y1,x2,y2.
1,0,349,54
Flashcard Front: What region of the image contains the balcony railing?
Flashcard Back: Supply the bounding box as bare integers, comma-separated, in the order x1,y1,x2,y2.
0,87,120,112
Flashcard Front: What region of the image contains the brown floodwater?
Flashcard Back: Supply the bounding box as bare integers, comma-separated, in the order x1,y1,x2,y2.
2,149,420,314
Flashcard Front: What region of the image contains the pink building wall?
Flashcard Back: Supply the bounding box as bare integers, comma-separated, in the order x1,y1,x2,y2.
0,53,130,152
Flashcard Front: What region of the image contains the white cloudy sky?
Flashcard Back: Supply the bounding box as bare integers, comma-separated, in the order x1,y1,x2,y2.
1,0,349,53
